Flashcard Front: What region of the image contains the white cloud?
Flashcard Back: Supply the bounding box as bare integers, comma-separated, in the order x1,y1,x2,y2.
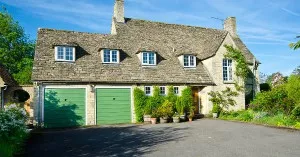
281,8,300,17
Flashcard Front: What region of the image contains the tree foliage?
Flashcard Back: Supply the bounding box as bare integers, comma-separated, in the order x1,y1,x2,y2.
0,7,35,84
289,36,300,50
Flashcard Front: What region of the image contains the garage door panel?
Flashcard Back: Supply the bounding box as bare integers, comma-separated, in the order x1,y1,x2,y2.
44,88,86,128
96,88,131,125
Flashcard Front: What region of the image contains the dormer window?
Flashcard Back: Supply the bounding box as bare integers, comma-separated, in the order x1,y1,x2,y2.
142,52,156,65
55,46,75,62
102,49,120,64
183,55,196,67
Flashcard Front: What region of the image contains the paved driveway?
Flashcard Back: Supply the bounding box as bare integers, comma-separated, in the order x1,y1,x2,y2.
19,119,300,157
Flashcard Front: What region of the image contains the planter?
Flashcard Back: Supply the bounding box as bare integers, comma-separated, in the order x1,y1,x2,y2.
172,117,180,123
189,118,193,122
213,113,218,118
143,115,151,124
160,117,168,124
150,118,157,124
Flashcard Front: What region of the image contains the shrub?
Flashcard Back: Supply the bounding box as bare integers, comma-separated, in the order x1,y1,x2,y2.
236,110,254,121
286,75,300,104
250,85,295,115
166,86,177,109
157,100,174,118
133,88,147,122
0,104,29,157
212,104,221,113
208,87,238,112
181,86,193,112
175,97,184,114
291,105,300,119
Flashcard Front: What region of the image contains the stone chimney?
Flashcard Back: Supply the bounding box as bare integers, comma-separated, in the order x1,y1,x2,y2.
111,0,125,34
224,17,237,38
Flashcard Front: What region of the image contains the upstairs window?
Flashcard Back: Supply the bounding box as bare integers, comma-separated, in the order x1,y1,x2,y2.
183,55,196,67
223,59,233,81
142,52,156,65
103,49,119,63
55,46,75,62
145,86,152,96
174,87,179,95
159,86,166,95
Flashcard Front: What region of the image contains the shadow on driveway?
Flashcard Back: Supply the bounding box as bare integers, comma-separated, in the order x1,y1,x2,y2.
18,125,186,157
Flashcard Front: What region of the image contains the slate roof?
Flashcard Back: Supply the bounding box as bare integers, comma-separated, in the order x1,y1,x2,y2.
0,64,17,86
32,18,255,84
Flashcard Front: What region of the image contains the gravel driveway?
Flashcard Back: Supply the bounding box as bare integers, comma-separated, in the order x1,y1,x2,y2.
18,119,300,157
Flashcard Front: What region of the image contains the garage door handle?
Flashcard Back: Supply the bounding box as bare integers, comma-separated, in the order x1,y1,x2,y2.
113,98,116,100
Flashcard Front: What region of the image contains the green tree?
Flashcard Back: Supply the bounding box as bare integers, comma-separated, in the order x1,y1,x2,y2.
0,7,35,84
289,36,300,50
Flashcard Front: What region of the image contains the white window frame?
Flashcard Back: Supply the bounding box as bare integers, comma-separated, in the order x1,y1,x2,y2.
223,59,233,82
55,46,75,62
174,86,179,95
144,86,152,96
183,55,196,68
159,86,166,95
102,49,120,64
141,52,157,66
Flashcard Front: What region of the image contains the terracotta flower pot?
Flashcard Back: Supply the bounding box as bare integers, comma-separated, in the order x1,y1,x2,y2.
189,118,193,122
150,118,157,124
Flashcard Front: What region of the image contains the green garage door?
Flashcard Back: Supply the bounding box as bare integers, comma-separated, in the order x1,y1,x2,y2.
44,88,86,128
96,88,131,125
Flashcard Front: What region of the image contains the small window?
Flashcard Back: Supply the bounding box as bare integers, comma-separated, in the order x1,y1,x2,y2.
55,46,75,62
174,87,179,95
142,52,156,65
159,86,166,95
145,86,152,96
183,55,196,67
223,59,233,81
103,49,119,63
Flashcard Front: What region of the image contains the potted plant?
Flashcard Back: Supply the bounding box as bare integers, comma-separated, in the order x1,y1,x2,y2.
176,97,186,121
172,112,180,123
157,100,174,124
212,104,221,118
150,110,158,124
143,103,152,124
188,106,195,122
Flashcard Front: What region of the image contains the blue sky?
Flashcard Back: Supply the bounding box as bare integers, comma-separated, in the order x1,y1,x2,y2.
1,0,299,76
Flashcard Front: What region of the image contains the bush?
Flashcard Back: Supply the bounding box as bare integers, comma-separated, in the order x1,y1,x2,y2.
175,97,184,114
212,104,221,113
157,100,174,118
133,88,147,122
166,86,177,110
208,87,238,112
286,75,300,104
0,104,29,157
292,105,300,119
250,85,295,115
181,86,193,112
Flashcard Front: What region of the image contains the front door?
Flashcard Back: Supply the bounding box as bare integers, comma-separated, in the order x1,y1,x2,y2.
192,87,200,114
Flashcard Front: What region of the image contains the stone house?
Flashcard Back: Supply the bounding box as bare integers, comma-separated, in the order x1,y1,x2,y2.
32,0,260,128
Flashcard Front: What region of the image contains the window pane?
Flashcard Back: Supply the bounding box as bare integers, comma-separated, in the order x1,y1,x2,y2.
184,55,189,66
57,47,64,59
145,87,151,95
229,67,233,81
143,53,148,64
104,49,110,62
190,56,194,66
160,87,165,95
65,47,73,61
174,87,179,94
149,53,155,64
223,67,228,81
223,59,227,66
111,50,118,62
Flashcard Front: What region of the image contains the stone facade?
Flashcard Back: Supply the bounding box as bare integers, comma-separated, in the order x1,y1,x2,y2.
32,0,260,126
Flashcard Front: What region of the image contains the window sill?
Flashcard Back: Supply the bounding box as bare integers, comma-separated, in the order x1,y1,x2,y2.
102,62,119,64
223,81,235,84
55,60,75,63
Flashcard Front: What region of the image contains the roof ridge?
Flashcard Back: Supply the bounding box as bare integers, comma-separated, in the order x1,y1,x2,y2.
37,28,111,36
124,17,227,33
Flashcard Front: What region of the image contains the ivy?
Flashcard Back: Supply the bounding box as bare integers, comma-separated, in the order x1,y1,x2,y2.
224,45,250,82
